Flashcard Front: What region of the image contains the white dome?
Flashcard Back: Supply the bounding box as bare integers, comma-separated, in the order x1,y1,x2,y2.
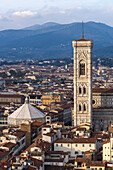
8,102,46,126
9,103,45,120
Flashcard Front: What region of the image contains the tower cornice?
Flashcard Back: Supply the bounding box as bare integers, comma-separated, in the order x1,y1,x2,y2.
72,39,93,48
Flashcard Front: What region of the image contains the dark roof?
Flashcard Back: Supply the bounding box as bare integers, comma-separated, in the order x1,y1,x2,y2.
77,38,89,41
0,151,9,160
89,161,105,167
2,142,16,149
45,158,64,162
93,87,113,94
55,138,96,144
0,94,24,98
45,151,68,156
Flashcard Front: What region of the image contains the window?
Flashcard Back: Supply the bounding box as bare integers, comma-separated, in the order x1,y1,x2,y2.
75,151,78,154
92,100,95,104
89,144,91,147
79,87,82,94
56,144,58,147
82,144,84,147
79,104,81,111
22,139,25,144
61,144,63,147
68,144,70,147
83,87,86,94
82,152,84,154
80,62,85,75
83,104,86,111
75,144,77,147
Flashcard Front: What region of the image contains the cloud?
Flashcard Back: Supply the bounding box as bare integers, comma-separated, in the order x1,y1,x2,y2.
1,4,113,30
13,11,37,17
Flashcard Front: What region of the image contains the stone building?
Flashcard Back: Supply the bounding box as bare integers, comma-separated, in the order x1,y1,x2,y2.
92,88,113,131
42,92,63,105
73,36,93,127
0,92,25,106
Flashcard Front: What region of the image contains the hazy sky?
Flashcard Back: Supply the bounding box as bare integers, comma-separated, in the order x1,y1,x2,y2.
0,0,113,30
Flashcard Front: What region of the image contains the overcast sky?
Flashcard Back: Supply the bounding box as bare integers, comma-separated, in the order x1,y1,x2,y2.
0,0,113,30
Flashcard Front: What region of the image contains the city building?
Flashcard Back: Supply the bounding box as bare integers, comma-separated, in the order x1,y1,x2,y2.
0,92,25,106
42,92,63,105
54,138,97,158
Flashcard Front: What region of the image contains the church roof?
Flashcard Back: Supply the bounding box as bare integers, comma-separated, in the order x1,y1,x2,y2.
93,87,113,94
77,38,89,41
8,103,46,120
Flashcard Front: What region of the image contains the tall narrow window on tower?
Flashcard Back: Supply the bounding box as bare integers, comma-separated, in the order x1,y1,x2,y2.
79,104,82,111
79,87,82,94
80,62,85,75
83,104,86,111
83,87,86,94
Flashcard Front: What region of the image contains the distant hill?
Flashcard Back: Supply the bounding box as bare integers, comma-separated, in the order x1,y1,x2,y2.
0,21,113,60
24,22,60,30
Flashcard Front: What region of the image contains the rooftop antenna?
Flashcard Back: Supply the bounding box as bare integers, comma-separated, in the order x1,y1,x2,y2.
82,21,84,39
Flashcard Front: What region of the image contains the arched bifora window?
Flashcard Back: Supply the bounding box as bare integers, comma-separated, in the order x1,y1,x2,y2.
80,61,85,76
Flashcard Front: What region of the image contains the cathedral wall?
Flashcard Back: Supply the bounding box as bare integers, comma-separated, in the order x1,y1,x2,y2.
92,93,113,108
93,108,113,131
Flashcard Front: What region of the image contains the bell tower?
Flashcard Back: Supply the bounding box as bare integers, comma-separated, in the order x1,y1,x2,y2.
72,23,93,126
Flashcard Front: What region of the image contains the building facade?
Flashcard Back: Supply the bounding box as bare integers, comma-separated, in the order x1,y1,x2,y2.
42,92,63,105
0,92,25,106
54,138,97,158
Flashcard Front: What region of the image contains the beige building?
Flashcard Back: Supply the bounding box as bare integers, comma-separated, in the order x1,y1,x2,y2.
42,92,63,105
102,139,110,162
54,138,97,158
0,92,25,106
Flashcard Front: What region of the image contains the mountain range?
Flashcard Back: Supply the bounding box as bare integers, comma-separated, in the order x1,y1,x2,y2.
0,21,113,60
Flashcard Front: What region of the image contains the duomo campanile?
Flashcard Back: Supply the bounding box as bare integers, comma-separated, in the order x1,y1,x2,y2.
72,24,93,127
